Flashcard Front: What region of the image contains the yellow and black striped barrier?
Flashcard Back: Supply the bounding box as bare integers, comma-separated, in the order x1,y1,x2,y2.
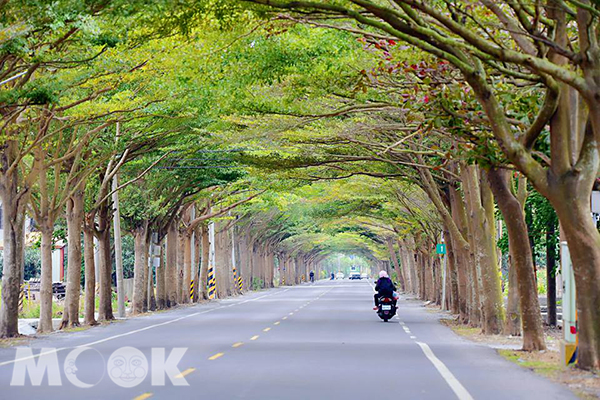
18,283,25,312
190,280,194,301
208,266,216,299
232,265,243,292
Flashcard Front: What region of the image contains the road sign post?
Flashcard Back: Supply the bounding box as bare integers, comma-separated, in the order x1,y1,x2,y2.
437,241,447,310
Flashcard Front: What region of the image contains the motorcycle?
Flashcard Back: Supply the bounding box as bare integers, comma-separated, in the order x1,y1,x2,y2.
376,296,397,322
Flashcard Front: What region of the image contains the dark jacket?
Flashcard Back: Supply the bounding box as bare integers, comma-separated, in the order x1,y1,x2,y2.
375,277,396,297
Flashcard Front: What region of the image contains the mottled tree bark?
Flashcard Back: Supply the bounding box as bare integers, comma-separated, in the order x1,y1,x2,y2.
487,168,545,349
165,221,178,307
0,140,29,338
192,227,201,301
132,223,149,314
176,229,185,303
462,165,504,334
38,226,54,332
83,225,98,326
61,189,84,329
505,254,521,336
97,205,114,321
156,240,166,309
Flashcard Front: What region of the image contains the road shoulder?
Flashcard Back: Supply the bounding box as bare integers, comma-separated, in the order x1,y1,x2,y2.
437,308,600,399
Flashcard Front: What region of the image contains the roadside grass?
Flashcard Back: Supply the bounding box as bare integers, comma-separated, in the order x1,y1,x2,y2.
0,336,30,348
498,349,600,399
61,325,93,333
498,349,562,377
19,299,63,319
439,318,486,339
448,323,480,337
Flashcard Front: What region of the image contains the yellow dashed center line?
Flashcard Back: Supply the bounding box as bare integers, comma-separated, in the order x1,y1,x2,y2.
174,368,195,379
208,352,224,360
232,342,244,348
274,321,280,325
133,393,153,400
250,335,260,340
263,327,271,332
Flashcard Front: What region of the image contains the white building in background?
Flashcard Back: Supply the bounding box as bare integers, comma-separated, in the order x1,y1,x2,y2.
0,203,65,282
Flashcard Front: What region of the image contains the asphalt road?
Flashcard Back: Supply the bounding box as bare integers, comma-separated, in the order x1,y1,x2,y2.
0,279,576,400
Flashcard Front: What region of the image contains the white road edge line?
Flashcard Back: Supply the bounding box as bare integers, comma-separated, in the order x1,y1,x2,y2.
0,288,291,367
415,341,474,400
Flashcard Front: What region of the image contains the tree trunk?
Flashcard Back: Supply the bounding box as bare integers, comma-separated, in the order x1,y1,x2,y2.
83,224,98,326
487,168,545,350
215,223,232,298
192,227,201,301
147,241,156,311
239,234,250,292
132,224,149,314
0,141,28,338
156,241,166,309
269,248,275,287
182,230,192,304
97,206,114,321
398,242,413,293
444,228,460,314
60,189,84,329
448,185,470,322
463,165,504,333
387,238,405,291
505,255,522,336
37,226,54,333
553,191,600,369
176,229,185,303
165,221,178,307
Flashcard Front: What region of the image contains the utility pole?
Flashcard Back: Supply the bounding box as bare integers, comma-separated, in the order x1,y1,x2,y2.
560,239,577,365
546,221,557,326
190,205,196,301
112,122,125,318
230,212,237,291
208,221,216,298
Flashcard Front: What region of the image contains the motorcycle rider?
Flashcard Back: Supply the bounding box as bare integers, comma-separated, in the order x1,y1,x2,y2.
309,270,315,283
373,270,396,310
